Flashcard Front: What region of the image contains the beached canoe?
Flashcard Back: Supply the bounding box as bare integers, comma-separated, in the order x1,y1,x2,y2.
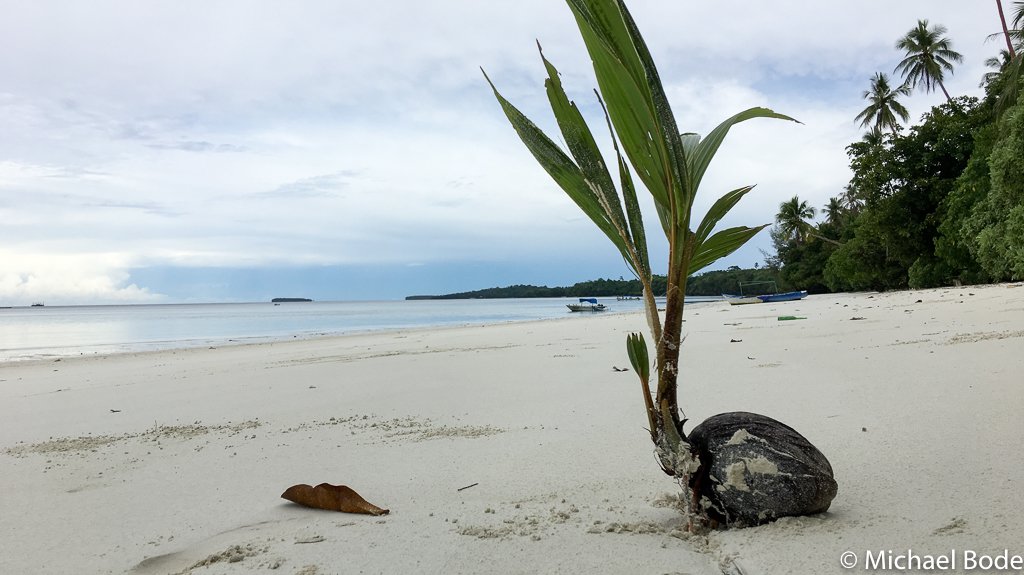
722,294,763,305
756,290,808,303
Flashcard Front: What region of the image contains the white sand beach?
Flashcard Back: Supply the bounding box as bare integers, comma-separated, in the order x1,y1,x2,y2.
2,285,1023,574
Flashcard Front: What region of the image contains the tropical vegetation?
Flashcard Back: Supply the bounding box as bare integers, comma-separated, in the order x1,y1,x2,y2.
405,266,782,300
772,4,1024,292
405,276,668,299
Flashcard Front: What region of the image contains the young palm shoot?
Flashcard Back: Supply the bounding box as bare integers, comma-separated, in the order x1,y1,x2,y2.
484,0,837,526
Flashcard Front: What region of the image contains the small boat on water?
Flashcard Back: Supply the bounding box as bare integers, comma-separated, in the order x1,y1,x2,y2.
757,290,808,303
567,297,607,312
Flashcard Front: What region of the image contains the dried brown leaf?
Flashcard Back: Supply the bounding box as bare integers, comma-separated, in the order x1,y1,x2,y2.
281,483,389,515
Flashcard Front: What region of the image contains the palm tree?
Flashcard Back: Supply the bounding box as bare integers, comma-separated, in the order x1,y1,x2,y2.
981,49,1013,87
776,196,816,243
838,187,864,216
895,19,964,102
1014,1,1024,44
777,195,844,246
997,0,1017,59
854,73,911,134
986,2,1023,57
823,197,844,226
860,130,885,146
985,4,1024,113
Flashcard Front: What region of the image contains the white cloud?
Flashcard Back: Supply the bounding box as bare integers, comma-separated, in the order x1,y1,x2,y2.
0,251,163,305
0,1,1002,301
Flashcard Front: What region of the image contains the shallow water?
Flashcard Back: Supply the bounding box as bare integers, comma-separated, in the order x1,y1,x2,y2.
0,297,720,361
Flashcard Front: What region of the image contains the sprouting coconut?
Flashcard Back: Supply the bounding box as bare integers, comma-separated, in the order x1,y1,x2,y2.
485,0,837,525
686,412,838,526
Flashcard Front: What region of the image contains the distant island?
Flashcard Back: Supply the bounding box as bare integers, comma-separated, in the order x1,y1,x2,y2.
405,267,787,300
271,298,313,303
407,277,656,300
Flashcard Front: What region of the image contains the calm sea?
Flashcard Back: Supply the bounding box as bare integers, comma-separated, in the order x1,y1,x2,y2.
0,297,720,362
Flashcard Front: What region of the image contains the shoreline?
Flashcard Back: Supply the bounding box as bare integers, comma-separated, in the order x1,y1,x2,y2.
2,285,1022,574
0,306,654,365
0,296,726,364
1,297,711,364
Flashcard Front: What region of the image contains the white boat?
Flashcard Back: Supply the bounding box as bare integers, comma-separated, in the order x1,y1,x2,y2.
723,294,762,305
567,297,607,312
757,290,808,303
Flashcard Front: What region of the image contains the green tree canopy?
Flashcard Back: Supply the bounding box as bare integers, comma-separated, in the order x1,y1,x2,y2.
964,96,1024,279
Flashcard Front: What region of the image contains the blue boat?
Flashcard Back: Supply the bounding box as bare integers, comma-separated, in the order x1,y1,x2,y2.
566,297,607,312
756,290,808,303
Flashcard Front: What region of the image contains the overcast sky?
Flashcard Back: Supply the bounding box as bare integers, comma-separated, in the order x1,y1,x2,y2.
0,1,1002,304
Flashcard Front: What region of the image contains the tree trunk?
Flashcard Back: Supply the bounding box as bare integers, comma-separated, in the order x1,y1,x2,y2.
651,255,689,476
656,268,685,421
940,80,952,103
997,0,1018,59
809,232,843,246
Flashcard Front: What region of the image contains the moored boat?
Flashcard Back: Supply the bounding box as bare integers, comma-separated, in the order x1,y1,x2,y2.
722,294,762,305
722,281,807,305
722,280,777,305
757,290,808,303
567,297,607,312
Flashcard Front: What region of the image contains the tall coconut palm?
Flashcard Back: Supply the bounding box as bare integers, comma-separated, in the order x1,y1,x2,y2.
997,0,1017,59
987,2,1023,57
985,3,1024,114
823,197,845,226
895,19,964,102
838,187,864,216
776,196,816,243
1014,1,1024,42
777,195,843,246
860,130,885,147
854,73,911,134
981,49,1013,87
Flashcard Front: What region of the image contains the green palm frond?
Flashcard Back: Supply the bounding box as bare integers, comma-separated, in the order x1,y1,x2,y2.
895,19,963,101
484,0,797,475
855,73,911,133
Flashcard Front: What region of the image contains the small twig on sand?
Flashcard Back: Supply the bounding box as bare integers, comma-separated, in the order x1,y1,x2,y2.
457,483,479,492
730,559,750,575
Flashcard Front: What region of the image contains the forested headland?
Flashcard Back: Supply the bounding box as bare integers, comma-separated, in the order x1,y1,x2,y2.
405,266,783,299
770,11,1024,292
